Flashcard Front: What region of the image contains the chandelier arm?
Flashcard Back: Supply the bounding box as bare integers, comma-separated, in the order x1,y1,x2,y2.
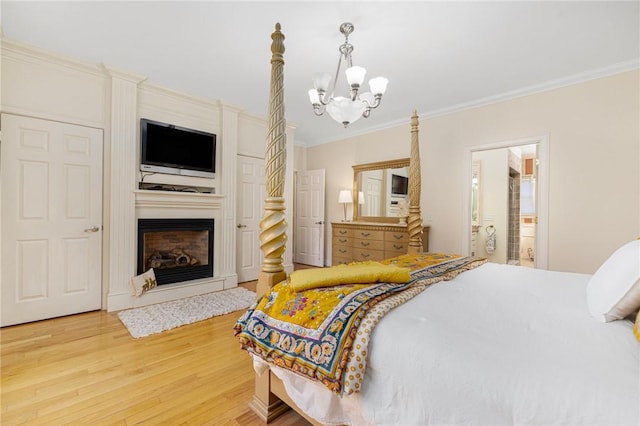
345,48,353,68
312,104,326,116
360,94,383,109
315,90,330,106
328,52,346,101
350,86,360,101
344,43,360,101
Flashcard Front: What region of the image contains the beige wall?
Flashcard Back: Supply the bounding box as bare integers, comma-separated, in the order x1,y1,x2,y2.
304,70,640,273
306,125,412,226
294,144,307,172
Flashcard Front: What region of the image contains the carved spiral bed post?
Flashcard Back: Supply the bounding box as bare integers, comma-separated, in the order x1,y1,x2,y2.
250,23,291,423
257,23,288,298
407,110,423,253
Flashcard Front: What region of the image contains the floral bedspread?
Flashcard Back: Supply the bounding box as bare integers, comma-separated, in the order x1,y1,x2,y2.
234,253,487,395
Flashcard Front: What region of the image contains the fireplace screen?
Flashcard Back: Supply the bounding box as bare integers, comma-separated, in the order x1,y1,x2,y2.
137,219,214,285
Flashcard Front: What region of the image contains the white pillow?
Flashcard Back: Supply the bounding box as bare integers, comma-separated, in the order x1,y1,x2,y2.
586,239,640,322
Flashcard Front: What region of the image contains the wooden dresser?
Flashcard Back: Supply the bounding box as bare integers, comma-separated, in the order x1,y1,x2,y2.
331,222,430,266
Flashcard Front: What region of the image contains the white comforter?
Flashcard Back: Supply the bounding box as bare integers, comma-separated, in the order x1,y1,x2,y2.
261,262,640,425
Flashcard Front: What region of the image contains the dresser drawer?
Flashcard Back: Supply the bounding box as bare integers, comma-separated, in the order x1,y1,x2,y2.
334,236,353,247
353,229,384,240
333,227,354,238
385,240,408,254
333,245,353,258
332,256,352,266
353,238,385,251
352,248,385,262
385,231,409,243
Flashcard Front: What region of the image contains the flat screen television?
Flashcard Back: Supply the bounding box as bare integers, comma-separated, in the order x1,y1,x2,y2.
140,118,216,178
391,174,408,196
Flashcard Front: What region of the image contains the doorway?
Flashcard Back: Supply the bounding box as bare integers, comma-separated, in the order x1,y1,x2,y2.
236,155,265,283
464,136,548,269
1,114,103,326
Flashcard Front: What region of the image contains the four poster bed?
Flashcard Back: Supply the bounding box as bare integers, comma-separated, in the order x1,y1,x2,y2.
235,24,640,425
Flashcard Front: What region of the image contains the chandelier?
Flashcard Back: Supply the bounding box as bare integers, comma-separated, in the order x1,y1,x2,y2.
308,22,388,128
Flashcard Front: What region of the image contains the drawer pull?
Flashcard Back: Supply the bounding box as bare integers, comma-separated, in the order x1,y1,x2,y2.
360,232,371,237
394,244,404,249
393,234,403,240
339,238,348,243
360,242,370,247
339,249,347,254
339,230,348,235
361,253,370,258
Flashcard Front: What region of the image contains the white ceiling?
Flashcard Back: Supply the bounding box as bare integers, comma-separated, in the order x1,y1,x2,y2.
1,1,638,146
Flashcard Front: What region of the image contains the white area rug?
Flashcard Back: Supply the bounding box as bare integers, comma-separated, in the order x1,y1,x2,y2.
118,287,256,338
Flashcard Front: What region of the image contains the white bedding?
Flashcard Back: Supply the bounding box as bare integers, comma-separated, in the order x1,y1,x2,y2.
260,262,640,425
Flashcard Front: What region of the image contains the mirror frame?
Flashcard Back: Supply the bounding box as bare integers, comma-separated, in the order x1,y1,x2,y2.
352,158,410,223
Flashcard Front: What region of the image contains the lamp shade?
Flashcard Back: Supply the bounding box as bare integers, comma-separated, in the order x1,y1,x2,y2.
308,89,320,104
338,190,352,203
369,77,389,95
313,72,332,92
345,66,366,86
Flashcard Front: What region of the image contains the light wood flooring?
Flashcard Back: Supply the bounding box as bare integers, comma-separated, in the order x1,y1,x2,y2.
1,270,317,425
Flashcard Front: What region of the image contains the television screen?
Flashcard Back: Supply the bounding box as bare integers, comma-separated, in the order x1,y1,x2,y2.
141,119,216,178
391,174,408,196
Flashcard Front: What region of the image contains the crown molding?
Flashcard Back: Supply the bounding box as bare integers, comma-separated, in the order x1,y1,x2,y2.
301,59,640,148
423,58,640,120
1,35,105,77
102,64,147,84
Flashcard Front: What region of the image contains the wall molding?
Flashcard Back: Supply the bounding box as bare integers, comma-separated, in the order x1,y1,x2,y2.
302,60,640,147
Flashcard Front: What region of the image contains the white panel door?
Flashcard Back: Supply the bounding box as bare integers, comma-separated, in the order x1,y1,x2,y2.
1,114,103,326
365,178,382,216
236,155,265,283
295,169,325,267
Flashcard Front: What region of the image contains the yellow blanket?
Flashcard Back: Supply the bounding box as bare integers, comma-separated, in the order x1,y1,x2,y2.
288,261,411,292
235,253,488,395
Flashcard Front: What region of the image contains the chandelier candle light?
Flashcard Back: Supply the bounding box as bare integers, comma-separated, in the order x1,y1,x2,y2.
308,22,388,127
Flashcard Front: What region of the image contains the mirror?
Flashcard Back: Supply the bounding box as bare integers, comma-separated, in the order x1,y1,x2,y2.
352,158,410,223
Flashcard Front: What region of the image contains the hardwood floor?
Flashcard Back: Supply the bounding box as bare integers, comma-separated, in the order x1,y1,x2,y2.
1,274,315,425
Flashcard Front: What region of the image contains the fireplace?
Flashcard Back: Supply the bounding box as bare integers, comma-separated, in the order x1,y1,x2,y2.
137,218,214,285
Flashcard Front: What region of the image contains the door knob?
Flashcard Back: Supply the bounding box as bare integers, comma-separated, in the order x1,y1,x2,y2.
315,221,324,225
237,224,247,228
84,226,100,233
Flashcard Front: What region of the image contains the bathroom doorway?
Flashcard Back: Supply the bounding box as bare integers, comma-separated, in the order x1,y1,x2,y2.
465,137,548,269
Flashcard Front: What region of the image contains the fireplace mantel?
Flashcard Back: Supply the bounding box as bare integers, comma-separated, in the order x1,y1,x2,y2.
135,189,224,211
134,189,224,209
105,189,235,311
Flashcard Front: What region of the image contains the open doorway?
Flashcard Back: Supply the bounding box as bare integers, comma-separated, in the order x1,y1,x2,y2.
464,136,548,269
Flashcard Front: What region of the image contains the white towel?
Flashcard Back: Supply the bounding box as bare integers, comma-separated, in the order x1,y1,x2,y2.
485,229,496,255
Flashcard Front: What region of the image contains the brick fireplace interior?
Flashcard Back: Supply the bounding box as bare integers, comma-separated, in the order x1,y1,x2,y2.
137,218,214,285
